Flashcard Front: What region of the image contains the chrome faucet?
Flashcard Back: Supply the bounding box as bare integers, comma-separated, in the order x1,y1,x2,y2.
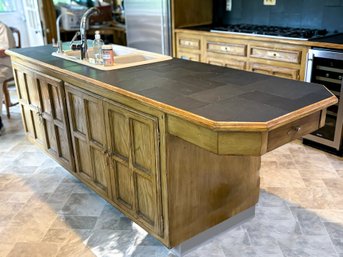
80,7,100,60
55,11,74,53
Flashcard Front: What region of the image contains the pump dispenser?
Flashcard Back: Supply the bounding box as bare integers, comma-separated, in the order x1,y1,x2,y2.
92,30,104,64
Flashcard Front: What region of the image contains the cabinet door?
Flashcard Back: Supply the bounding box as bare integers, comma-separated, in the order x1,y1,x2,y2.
13,64,74,171
65,85,111,198
104,100,163,236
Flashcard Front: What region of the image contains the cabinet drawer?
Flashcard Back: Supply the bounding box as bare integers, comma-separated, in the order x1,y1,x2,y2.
250,63,299,80
250,46,301,64
267,111,322,152
178,38,200,50
207,57,246,70
177,51,200,62
207,41,247,56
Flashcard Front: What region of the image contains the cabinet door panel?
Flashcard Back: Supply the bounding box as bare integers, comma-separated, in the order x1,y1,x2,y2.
45,120,58,155
50,83,64,122
21,105,35,138
15,69,29,102
108,110,130,160
65,84,110,198
76,138,93,180
136,175,155,224
115,162,134,210
70,93,87,135
87,100,103,144
91,147,109,192
132,119,153,173
26,74,40,108
104,100,163,236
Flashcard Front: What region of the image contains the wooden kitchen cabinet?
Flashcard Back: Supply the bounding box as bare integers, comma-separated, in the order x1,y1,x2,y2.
175,32,203,62
65,83,163,236
174,30,309,80
13,63,74,171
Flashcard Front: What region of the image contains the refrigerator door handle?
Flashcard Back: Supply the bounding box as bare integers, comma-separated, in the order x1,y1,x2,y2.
160,0,171,55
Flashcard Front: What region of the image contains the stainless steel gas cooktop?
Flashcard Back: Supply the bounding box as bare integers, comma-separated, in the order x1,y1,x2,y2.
210,24,335,40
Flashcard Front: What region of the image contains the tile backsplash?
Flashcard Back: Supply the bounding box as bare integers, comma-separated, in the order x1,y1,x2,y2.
213,0,343,32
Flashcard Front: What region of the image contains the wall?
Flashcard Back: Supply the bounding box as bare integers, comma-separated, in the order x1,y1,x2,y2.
213,0,343,32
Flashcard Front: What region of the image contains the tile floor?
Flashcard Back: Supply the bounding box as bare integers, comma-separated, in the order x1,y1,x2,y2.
0,86,343,257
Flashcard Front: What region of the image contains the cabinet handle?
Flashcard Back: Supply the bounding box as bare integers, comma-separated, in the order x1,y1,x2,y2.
287,126,301,135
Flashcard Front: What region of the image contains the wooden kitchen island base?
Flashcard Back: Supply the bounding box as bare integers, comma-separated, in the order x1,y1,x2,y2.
7,45,336,253
166,134,260,247
171,206,255,256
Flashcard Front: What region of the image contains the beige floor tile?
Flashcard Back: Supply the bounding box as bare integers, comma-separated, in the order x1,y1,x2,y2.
298,168,339,179
288,187,335,209
42,228,73,244
260,168,306,188
6,242,59,257
56,242,94,257
0,225,22,243
0,243,14,257
8,192,34,203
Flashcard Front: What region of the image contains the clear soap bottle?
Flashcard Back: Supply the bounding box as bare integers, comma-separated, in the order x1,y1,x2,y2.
92,31,104,64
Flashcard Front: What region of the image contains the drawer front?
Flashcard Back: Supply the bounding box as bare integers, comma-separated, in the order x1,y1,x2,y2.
207,41,247,56
177,51,200,62
250,63,299,80
267,111,322,152
250,46,301,64
206,55,246,70
178,38,200,50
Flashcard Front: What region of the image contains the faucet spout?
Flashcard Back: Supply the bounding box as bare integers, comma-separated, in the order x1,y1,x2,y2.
55,11,74,53
80,7,100,60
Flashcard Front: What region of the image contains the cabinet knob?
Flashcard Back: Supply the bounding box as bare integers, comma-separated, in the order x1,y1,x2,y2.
288,126,301,135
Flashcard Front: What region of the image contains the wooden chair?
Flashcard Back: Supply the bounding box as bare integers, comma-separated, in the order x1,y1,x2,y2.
2,27,21,118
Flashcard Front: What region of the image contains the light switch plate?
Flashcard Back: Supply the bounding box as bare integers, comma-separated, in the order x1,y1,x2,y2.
226,0,232,11
264,0,276,5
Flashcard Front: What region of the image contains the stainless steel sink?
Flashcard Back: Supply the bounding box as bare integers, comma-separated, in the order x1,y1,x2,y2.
52,44,172,70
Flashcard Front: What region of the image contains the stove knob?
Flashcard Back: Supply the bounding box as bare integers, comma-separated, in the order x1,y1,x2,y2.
339,75,342,80
326,73,330,78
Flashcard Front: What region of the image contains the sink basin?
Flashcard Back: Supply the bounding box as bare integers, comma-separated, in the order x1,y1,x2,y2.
52,44,172,70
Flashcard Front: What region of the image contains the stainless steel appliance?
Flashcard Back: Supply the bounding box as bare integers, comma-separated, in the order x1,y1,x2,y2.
211,24,334,41
303,48,343,155
125,0,171,55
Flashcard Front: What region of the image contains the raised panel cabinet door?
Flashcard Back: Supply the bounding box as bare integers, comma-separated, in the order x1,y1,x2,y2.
13,63,46,148
103,100,163,236
35,72,74,171
65,84,111,198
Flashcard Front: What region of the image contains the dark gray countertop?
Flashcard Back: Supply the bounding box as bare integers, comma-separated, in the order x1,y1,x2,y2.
11,45,333,123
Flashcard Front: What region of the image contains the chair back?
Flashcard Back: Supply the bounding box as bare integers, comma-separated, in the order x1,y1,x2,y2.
9,27,21,48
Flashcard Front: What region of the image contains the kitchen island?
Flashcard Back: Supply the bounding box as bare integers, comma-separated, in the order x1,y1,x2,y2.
7,45,336,256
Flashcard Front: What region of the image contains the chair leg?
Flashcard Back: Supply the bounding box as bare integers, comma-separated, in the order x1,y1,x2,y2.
3,81,10,119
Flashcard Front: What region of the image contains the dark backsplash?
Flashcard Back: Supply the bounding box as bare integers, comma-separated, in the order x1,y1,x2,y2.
213,0,343,32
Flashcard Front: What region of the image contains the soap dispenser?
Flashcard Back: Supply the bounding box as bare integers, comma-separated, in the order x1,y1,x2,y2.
92,31,104,64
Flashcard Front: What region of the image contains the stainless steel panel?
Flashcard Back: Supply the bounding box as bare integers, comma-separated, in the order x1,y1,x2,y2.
125,0,171,55
304,49,343,151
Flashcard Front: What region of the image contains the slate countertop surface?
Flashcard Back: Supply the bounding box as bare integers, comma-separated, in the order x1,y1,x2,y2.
10,45,334,123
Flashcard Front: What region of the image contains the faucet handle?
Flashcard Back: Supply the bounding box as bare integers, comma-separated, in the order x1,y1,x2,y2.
70,31,81,46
